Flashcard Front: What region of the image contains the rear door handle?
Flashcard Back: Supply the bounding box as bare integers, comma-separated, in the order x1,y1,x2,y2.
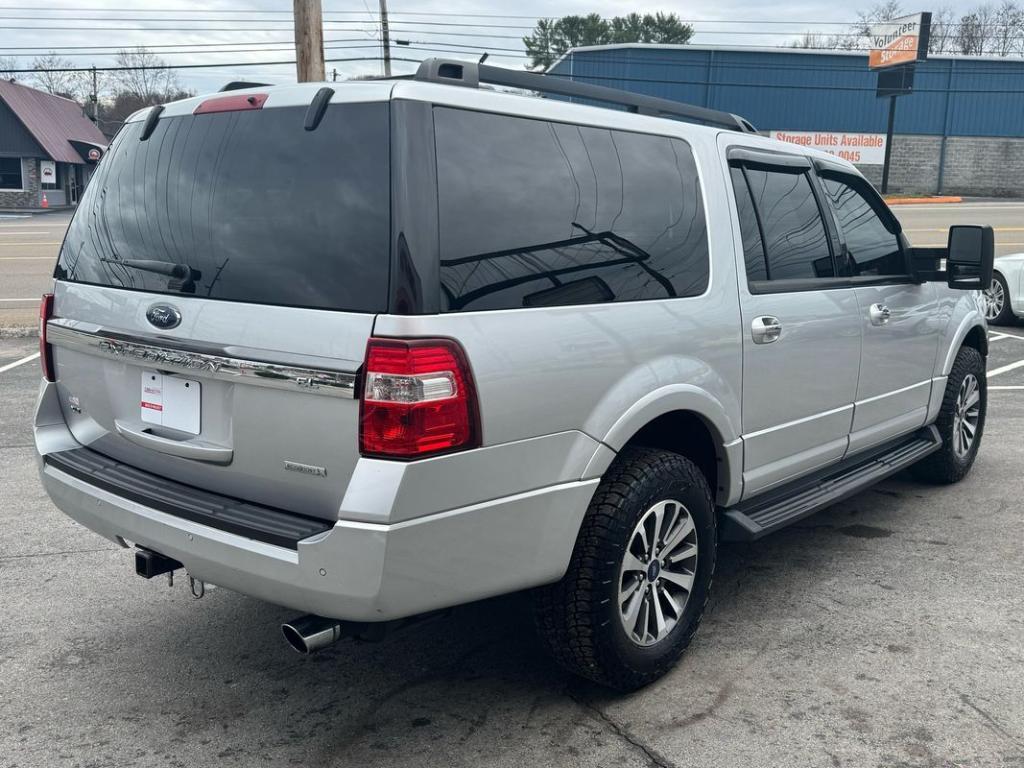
751,316,782,344
869,303,892,325
114,419,233,465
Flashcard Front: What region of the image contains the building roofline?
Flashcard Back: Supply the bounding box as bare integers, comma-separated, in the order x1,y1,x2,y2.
552,42,1024,67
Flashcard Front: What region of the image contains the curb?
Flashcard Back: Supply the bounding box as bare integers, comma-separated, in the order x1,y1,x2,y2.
0,326,37,339
884,196,963,205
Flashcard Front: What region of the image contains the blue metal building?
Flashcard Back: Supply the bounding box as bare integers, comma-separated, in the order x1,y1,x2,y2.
547,44,1024,138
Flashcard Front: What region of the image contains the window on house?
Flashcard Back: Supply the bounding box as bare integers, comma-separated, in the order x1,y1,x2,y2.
0,158,24,190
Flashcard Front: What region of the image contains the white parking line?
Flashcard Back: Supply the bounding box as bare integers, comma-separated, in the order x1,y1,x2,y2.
990,385,1024,391
0,298,38,303
0,352,39,374
990,331,1024,342
988,359,1024,378
0,256,53,260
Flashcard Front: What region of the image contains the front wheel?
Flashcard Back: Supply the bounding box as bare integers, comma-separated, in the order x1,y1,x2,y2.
912,346,986,484
534,447,716,691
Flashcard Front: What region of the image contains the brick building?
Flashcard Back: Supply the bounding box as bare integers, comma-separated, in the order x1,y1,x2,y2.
0,80,107,210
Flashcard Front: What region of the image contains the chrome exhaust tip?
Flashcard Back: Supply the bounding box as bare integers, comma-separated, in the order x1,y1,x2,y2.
281,614,347,654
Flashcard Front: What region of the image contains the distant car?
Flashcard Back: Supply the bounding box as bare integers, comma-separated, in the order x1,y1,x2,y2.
985,254,1024,324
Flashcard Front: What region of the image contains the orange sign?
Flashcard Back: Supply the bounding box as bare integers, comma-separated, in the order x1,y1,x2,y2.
868,13,930,70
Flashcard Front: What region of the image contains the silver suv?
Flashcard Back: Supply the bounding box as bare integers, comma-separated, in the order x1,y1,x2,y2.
34,60,994,690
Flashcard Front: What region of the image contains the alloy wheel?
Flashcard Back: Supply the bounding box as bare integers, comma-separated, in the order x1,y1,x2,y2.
618,499,699,647
952,373,981,459
983,278,1005,321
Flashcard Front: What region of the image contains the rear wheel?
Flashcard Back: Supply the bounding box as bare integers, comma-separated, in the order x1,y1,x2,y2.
983,273,1014,325
912,346,986,484
534,447,716,691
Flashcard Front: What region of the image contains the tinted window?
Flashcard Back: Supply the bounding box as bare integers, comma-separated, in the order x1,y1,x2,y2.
56,103,390,312
434,108,709,311
743,168,834,281
0,157,22,189
821,175,906,277
729,166,767,281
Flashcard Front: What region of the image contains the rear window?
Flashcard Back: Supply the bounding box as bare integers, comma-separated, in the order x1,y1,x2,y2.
56,102,390,312
434,108,709,312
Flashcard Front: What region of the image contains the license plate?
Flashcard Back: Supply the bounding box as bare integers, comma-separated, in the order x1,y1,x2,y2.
141,371,201,435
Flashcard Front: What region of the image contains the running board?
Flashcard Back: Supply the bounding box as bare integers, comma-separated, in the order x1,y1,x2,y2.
720,426,941,541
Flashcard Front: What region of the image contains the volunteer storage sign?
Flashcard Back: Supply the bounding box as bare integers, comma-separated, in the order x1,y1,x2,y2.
771,131,887,165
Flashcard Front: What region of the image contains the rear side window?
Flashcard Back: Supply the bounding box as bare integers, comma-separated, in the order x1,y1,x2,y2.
56,102,390,312
820,174,906,277
434,108,709,312
740,167,834,281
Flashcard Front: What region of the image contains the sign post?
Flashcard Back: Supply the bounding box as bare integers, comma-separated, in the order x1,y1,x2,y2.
868,12,931,193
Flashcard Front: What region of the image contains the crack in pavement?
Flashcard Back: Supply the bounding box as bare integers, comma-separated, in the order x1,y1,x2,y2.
957,691,1024,749
566,689,677,768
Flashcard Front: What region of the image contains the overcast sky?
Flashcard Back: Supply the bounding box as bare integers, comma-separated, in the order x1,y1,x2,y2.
2,1,995,95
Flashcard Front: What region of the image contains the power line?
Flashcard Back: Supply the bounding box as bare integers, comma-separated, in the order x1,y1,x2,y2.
0,56,420,74
1,7,1022,27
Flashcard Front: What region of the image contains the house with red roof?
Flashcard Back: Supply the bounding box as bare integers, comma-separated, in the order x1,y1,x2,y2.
0,79,107,210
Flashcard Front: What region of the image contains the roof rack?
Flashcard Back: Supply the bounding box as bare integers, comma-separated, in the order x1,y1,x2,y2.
413,58,756,134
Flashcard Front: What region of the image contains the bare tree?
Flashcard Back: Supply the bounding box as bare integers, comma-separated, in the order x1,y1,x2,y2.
111,47,181,102
991,0,1024,55
789,31,858,49
928,7,957,53
0,56,19,81
854,1,906,35
31,52,87,100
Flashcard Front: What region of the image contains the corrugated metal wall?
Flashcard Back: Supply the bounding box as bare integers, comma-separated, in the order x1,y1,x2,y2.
549,46,1024,137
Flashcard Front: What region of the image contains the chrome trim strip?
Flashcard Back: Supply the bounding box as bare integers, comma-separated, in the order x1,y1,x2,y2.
47,323,357,399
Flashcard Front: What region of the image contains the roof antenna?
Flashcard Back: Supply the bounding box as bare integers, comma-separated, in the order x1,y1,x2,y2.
478,53,489,64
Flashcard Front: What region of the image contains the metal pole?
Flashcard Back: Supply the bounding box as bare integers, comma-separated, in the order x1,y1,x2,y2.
293,0,325,82
881,94,897,194
379,0,392,77
90,65,98,122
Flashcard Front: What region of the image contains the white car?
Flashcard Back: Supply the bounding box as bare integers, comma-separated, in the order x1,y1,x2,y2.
986,254,1024,324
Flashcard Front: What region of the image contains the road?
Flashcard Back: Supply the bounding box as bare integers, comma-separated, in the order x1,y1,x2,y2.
1,202,1024,331
2,301,1024,762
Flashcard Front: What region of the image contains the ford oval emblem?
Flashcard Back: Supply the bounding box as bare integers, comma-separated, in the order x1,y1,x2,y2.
146,304,182,330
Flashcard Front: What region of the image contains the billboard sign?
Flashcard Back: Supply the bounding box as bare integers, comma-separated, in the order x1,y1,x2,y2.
868,12,931,69
771,131,887,165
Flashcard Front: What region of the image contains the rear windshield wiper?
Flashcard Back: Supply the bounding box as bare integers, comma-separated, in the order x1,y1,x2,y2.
101,258,202,293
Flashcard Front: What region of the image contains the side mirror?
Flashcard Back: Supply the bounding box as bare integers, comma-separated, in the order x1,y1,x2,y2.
947,225,994,291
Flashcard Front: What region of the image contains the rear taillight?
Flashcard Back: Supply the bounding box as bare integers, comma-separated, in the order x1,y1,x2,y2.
359,338,480,459
39,293,54,382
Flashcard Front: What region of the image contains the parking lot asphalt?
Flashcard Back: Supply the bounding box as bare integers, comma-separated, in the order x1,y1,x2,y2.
2,329,1024,766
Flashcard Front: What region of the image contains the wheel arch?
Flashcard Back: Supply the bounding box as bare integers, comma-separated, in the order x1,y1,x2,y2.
585,387,742,507
941,311,988,377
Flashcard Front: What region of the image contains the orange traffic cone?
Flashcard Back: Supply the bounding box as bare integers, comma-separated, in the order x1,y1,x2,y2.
41,193,48,209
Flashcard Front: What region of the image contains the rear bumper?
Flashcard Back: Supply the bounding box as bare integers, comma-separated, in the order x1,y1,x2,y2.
34,382,598,622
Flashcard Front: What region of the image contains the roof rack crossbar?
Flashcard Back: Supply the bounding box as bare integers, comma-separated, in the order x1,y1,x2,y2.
414,58,756,133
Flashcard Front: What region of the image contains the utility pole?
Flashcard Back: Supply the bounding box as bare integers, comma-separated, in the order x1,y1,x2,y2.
379,0,392,77
293,0,325,82
90,65,98,122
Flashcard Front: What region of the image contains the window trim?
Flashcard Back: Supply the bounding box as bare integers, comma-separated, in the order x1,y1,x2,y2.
0,157,25,192
814,166,916,284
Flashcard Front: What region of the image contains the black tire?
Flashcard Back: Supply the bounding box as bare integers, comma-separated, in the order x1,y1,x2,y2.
986,273,1015,326
911,346,986,484
534,447,716,691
